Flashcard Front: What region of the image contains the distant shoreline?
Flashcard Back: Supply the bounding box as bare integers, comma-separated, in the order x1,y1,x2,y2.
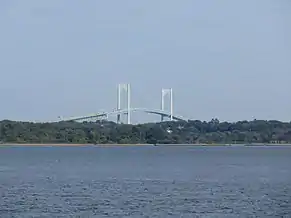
1,120,291,147
1,143,291,147
0,143,151,146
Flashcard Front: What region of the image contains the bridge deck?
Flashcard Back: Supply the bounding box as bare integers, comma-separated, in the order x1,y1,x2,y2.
62,107,187,122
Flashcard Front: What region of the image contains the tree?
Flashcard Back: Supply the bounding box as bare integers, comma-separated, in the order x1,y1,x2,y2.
0,119,290,144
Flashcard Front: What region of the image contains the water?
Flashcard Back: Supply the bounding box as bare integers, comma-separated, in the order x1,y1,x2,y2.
0,145,291,217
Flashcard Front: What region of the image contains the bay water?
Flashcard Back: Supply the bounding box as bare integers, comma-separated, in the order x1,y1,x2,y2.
0,145,290,217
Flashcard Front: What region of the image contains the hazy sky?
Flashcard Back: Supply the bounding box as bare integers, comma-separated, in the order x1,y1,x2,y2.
0,0,290,123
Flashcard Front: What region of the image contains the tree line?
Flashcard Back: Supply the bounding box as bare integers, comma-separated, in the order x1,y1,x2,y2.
0,119,291,144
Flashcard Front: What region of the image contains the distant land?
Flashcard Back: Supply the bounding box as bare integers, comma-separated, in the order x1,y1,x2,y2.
0,119,291,145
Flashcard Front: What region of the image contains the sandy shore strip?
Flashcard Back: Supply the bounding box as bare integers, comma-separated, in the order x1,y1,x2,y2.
0,143,153,146
1,143,291,147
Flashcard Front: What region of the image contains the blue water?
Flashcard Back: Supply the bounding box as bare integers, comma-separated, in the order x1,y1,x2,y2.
0,145,291,217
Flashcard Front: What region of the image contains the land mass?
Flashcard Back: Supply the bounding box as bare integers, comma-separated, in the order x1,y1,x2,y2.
0,119,291,145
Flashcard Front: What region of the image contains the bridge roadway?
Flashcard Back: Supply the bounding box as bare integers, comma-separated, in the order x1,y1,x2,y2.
61,107,187,122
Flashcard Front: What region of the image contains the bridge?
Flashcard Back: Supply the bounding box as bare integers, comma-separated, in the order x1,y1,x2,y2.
60,84,188,124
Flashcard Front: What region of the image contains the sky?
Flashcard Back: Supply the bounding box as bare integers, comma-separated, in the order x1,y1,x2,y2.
0,0,290,123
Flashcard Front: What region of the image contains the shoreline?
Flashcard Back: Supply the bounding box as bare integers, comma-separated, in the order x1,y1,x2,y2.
1,143,291,147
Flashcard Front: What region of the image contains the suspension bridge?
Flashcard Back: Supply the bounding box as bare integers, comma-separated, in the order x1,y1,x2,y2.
60,84,188,124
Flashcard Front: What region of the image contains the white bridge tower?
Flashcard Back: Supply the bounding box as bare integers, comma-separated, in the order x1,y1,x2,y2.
161,88,173,122
117,83,131,124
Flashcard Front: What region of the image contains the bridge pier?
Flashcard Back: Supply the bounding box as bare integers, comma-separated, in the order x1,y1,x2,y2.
161,88,173,121
117,84,121,124
117,83,131,124
127,84,131,124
